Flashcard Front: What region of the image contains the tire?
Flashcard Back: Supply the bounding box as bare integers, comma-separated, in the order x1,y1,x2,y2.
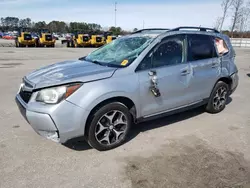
205,81,229,114
71,41,74,48
86,102,132,151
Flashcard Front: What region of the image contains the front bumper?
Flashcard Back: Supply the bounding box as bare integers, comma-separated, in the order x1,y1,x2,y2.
15,94,89,143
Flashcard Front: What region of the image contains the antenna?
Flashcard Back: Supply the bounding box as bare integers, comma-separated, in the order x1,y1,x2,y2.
115,2,117,27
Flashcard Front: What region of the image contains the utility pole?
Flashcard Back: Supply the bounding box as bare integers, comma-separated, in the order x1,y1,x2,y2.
115,2,117,27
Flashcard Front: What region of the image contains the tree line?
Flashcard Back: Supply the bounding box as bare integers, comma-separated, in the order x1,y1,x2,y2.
0,17,130,35
215,0,250,37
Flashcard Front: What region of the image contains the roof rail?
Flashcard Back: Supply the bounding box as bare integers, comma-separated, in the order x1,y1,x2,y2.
132,28,171,34
170,26,220,33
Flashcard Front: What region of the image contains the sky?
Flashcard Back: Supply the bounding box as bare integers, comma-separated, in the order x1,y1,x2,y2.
0,0,230,31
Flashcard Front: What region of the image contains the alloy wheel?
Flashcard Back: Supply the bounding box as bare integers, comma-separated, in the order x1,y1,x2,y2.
213,86,227,110
95,110,128,146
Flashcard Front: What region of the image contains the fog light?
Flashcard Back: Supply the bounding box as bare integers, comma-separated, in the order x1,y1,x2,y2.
38,131,60,143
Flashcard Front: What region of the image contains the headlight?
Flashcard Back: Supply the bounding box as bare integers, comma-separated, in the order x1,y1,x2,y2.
36,83,81,104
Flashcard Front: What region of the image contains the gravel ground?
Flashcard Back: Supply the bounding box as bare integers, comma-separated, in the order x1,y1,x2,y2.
0,47,249,188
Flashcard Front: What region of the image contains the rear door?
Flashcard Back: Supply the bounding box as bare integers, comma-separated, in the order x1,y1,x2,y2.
186,34,220,101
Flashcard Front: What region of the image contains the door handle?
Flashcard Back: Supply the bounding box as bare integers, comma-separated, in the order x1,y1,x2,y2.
181,69,190,76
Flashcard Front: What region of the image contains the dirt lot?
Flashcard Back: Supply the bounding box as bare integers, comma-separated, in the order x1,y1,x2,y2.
0,47,250,188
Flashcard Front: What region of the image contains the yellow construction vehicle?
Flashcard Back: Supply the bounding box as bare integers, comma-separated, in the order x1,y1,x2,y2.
90,34,105,47
103,31,117,44
106,35,117,44
66,33,91,48
36,29,56,47
15,28,36,47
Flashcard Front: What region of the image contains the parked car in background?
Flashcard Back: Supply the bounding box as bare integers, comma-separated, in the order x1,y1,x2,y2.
2,33,15,40
53,35,59,40
15,27,238,151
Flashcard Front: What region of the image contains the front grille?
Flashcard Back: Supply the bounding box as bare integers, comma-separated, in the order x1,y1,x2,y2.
96,37,102,42
19,89,32,103
45,35,52,41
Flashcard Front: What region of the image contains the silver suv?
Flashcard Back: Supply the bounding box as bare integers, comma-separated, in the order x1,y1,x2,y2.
15,27,239,151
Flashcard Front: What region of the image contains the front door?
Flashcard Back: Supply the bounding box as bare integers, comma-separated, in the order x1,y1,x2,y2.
137,34,194,117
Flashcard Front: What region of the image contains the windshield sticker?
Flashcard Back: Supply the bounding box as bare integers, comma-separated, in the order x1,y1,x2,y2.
121,59,129,66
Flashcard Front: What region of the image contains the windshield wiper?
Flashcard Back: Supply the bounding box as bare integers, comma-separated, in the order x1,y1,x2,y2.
79,57,104,66
91,60,106,66
78,56,86,61
80,57,124,68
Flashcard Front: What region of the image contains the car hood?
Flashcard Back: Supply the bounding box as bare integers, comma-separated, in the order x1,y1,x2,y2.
25,59,117,89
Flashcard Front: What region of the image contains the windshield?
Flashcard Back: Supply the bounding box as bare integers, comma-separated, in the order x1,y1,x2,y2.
85,36,154,67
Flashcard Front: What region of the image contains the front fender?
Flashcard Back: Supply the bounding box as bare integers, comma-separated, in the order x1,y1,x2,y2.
66,74,141,117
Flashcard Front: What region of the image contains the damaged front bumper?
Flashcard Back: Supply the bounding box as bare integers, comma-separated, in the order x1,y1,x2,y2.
15,95,60,142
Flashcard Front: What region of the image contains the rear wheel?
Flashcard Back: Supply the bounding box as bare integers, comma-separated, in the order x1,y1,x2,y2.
86,102,132,151
206,81,229,114
15,40,19,47
70,41,74,48
66,41,70,47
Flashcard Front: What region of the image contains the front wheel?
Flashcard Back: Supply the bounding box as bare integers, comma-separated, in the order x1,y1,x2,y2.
86,102,132,151
206,81,229,114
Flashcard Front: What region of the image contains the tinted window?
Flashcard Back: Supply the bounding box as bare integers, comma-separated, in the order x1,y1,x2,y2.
152,35,184,68
188,34,217,61
24,34,32,40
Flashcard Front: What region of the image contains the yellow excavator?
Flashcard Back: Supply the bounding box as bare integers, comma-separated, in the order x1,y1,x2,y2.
15,28,36,47
36,29,56,47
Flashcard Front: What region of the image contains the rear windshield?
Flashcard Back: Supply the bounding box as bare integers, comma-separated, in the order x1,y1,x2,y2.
45,35,52,41
83,36,90,41
24,34,32,40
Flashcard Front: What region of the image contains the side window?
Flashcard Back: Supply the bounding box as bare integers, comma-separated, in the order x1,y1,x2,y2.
152,35,184,68
214,37,229,56
187,34,217,62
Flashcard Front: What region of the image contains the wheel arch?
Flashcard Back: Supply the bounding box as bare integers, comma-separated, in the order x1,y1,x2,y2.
85,96,137,135
209,76,232,98
217,77,232,90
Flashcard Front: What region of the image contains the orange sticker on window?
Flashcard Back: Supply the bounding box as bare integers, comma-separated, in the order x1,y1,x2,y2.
121,60,128,66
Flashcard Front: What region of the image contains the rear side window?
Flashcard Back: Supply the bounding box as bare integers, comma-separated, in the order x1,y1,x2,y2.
187,34,217,61
214,37,229,56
